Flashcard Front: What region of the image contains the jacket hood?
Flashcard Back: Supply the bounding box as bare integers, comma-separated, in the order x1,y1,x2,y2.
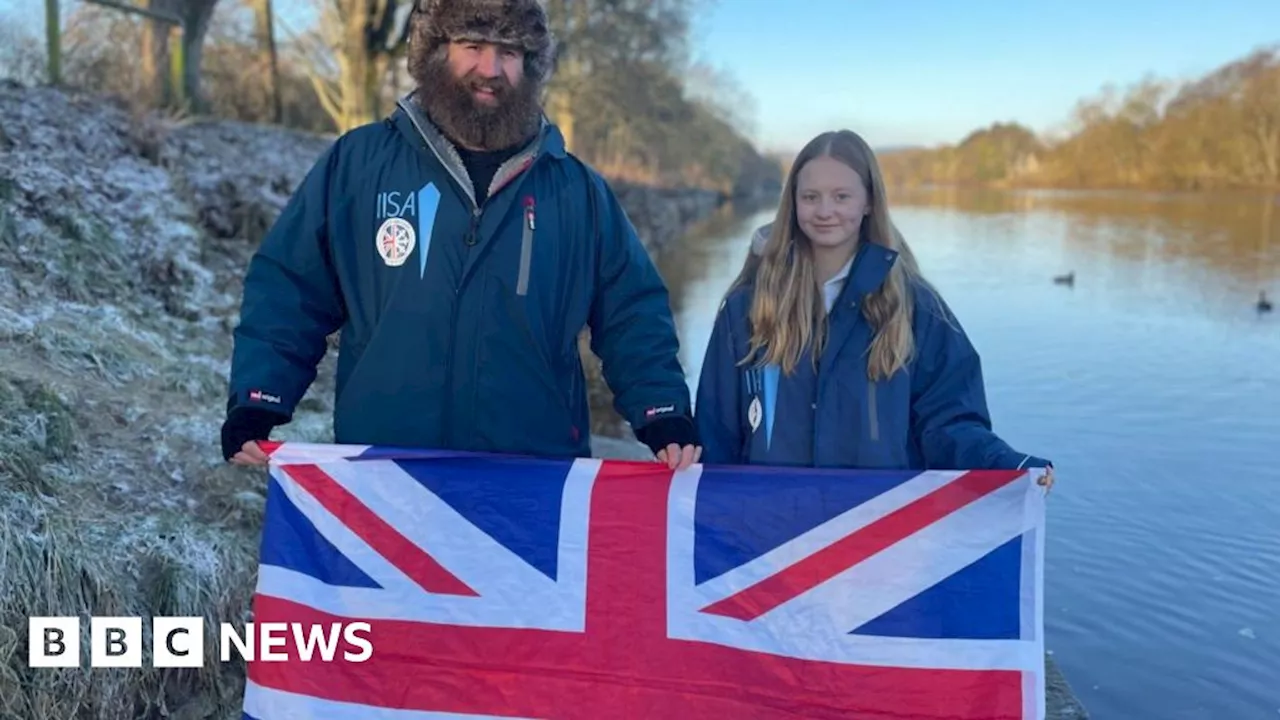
392,93,566,207
750,222,773,256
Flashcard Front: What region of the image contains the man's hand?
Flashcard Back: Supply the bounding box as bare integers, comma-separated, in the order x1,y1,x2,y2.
230,440,270,466
635,414,701,470
656,443,702,470
221,406,287,465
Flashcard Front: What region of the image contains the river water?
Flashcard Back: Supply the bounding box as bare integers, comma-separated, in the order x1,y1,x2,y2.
649,186,1280,720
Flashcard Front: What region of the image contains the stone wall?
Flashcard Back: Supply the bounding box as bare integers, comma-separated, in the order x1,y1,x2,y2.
610,182,726,252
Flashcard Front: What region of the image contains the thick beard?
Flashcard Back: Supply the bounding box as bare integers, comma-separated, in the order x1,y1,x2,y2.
414,50,541,152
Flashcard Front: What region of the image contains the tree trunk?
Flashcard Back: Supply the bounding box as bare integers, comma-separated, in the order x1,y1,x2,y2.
369,53,389,121
138,0,217,113
335,4,373,130
45,0,61,85
252,0,282,122
142,0,179,107
178,0,218,113
545,83,575,151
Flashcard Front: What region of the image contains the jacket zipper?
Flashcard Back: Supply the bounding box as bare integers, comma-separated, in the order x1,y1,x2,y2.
867,379,879,442
517,196,535,295
445,173,533,443
567,350,580,442
444,205,481,445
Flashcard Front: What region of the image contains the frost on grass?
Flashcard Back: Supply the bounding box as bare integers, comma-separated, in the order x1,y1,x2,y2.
0,373,76,496
0,493,259,720
0,348,272,718
1,304,173,383
0,81,319,719
0,81,425,718
162,118,335,245
0,88,225,323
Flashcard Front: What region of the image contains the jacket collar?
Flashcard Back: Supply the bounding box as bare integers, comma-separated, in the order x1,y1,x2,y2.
817,240,899,373
839,240,899,307
391,93,567,208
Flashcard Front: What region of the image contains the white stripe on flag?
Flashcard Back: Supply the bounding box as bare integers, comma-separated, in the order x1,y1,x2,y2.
1022,470,1048,720
553,458,599,611
261,456,592,631
267,442,372,464
243,680,543,719
266,465,426,594
750,474,1035,637
667,469,1043,671
687,470,972,601
315,459,581,628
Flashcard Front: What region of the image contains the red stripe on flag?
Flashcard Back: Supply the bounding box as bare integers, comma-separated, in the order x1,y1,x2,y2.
586,460,671,643
701,470,1025,621
279,463,478,597
246,595,1026,719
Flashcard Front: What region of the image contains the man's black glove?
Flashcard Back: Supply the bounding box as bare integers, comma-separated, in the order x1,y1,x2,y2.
221,406,288,462
634,414,700,457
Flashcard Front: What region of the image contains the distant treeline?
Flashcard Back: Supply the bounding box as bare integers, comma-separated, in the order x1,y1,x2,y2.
541,0,781,196
0,0,781,197
878,46,1280,192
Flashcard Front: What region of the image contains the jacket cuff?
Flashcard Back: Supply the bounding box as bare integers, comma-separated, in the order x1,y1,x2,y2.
1015,453,1053,470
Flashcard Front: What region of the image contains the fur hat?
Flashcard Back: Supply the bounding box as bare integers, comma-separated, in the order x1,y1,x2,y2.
410,0,557,89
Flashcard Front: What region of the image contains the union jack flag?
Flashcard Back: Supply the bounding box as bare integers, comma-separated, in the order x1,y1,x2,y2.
241,441,1048,719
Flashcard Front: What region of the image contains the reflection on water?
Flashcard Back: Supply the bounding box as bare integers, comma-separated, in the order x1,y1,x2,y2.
889,185,1280,301
654,187,1280,720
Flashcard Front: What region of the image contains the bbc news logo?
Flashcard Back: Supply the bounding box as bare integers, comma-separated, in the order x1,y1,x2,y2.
28,616,373,667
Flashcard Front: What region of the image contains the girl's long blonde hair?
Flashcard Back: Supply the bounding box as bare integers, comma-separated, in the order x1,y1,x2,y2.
743,130,929,381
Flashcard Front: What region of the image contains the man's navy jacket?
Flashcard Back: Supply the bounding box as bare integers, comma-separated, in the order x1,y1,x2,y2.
227,96,691,458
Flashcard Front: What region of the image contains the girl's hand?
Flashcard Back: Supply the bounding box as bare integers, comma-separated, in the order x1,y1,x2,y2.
1036,466,1055,493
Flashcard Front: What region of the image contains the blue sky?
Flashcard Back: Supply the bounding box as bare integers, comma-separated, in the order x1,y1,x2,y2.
4,0,1277,154
688,0,1280,153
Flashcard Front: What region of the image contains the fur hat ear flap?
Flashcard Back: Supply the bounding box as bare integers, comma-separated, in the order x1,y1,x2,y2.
409,0,558,89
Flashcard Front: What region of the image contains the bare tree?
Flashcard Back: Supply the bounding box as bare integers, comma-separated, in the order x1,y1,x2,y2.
305,0,411,131
83,0,221,111
250,0,283,122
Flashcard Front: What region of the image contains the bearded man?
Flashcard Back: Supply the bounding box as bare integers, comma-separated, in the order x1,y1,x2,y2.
219,0,702,469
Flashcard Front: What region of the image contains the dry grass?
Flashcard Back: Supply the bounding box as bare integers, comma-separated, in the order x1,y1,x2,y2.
0,333,337,720
0,185,330,718
0,493,258,720
0,325,275,719
0,227,341,717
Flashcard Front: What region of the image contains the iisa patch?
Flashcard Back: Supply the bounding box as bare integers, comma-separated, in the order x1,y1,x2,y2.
375,217,415,267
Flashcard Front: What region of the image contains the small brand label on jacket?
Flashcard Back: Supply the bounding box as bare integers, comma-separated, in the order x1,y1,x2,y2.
249,389,281,404
644,404,675,418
